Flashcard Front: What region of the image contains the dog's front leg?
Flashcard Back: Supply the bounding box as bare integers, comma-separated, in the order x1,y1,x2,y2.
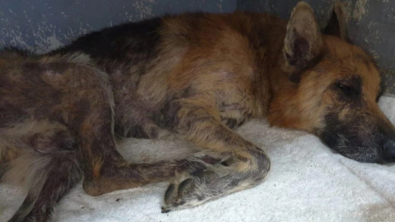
160,100,271,212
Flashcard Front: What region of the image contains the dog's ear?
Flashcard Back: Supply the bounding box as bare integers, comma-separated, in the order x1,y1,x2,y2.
323,2,350,42
283,2,322,83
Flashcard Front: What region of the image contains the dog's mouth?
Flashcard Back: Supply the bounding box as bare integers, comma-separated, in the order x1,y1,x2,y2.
333,146,381,163
318,128,384,163
318,110,395,164
319,132,395,164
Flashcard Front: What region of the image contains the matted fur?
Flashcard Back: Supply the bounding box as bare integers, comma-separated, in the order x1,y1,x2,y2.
1,1,394,221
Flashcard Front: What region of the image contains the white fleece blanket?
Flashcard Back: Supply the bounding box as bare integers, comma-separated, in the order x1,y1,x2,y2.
1,96,395,222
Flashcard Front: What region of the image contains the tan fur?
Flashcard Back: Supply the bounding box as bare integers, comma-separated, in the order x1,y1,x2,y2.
1,1,392,221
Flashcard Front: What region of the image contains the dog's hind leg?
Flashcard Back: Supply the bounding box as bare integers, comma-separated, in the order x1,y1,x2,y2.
0,58,201,220
3,122,82,222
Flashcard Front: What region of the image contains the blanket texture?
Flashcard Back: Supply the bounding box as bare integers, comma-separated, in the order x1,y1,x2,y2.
1,96,395,222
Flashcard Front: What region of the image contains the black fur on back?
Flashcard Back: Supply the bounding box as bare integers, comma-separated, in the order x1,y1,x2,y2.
50,17,163,72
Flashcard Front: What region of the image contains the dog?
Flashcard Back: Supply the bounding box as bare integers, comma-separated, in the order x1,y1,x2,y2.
1,1,394,221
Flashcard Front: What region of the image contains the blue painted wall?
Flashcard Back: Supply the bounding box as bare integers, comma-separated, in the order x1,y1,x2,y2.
0,0,237,53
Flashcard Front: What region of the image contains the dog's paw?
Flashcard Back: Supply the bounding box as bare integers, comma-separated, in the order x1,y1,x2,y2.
160,149,270,213
161,162,236,213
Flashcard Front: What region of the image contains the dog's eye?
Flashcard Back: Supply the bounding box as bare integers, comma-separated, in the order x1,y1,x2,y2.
337,83,358,97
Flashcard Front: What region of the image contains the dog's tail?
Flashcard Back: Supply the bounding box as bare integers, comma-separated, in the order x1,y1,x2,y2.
1,130,83,222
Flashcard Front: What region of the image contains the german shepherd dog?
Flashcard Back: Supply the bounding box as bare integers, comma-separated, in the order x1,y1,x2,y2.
1,1,394,221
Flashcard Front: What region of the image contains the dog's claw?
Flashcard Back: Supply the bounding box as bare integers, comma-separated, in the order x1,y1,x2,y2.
161,207,171,213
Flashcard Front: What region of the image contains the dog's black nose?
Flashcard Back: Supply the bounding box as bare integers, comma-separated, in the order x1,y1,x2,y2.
382,140,395,162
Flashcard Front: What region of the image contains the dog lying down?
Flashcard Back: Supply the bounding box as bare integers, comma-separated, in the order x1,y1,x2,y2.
1,1,394,222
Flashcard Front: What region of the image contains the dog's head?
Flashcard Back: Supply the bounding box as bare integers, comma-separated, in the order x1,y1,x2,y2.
268,2,395,163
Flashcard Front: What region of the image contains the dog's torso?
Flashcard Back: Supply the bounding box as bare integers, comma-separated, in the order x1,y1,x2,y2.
53,12,287,138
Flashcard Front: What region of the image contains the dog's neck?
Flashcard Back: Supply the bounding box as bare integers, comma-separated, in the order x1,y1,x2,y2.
245,18,302,129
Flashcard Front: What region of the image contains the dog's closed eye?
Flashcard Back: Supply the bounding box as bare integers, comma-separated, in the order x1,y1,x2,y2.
335,76,362,98
336,83,358,97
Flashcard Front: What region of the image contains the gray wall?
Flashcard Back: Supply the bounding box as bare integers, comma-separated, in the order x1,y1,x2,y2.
238,0,395,94
0,0,237,53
